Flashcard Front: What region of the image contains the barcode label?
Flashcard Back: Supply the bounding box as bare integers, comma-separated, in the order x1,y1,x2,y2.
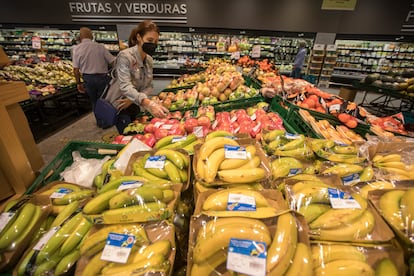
227,193,256,211
225,145,247,159
328,188,361,209
100,232,135,263
33,226,59,251
227,238,266,276
0,212,15,233
144,155,166,169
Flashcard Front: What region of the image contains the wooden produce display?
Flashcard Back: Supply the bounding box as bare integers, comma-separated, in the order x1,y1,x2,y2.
0,77,44,202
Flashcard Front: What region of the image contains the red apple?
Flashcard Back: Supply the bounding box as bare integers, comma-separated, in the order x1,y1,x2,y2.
144,123,155,133
197,115,211,128
184,118,199,133
154,128,169,140
142,133,156,147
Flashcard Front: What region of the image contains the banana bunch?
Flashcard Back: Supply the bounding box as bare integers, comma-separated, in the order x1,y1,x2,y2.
199,188,280,218
271,157,304,179
36,181,94,215
93,158,120,190
378,189,414,240
78,223,172,276
373,153,414,180
154,133,200,154
312,244,399,276
0,198,45,253
357,180,395,198
16,211,92,276
132,149,189,184
194,180,264,198
289,181,376,241
310,138,365,164
196,137,267,185
321,163,364,178
263,131,314,159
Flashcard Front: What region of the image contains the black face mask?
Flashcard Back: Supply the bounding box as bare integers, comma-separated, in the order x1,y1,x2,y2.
142,42,157,56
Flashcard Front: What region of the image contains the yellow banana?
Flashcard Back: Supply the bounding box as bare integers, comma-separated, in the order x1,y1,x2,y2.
101,254,166,276
358,181,394,198
267,136,283,153
311,244,366,268
326,154,365,164
108,186,164,209
201,188,270,211
285,242,313,276
263,129,286,143
289,174,321,181
379,190,405,231
193,222,271,264
292,185,331,209
359,166,374,182
100,201,168,224
217,168,266,184
196,158,206,181
322,163,364,176
178,168,188,183
314,259,374,276
203,207,278,219
274,146,314,159
198,136,239,161
145,167,169,179
238,156,261,170
52,189,94,205
164,160,182,183
278,134,305,151
375,258,399,276
267,212,297,275
219,145,256,170
298,203,331,223
205,130,233,141
36,212,84,264
379,167,411,179
162,133,197,151
375,161,406,170
81,250,109,276
191,248,227,275
315,209,375,241
372,154,402,163
59,215,92,256
309,193,367,230
51,200,80,227
400,189,414,233
83,189,121,215
332,144,358,154
38,182,82,196
54,249,81,276
271,157,303,178
80,224,148,256
291,180,331,194
97,175,148,194
154,149,186,170
205,148,226,183
0,202,37,250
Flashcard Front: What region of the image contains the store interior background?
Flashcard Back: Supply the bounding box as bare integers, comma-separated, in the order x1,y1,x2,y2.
1,0,413,166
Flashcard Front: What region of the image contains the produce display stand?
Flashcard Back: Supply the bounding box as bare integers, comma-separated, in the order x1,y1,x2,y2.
0,81,43,202
352,81,414,116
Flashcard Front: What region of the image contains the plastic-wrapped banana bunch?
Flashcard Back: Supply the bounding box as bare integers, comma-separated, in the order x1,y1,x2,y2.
16,211,92,276
270,156,323,180
93,157,122,190
194,180,264,201
374,189,414,244
311,243,403,276
310,138,366,164
83,178,180,224
132,150,190,185
372,153,414,181
198,188,284,218
75,221,174,276
190,212,313,276
154,133,201,154
0,196,50,272
35,181,94,216
353,180,395,199
287,180,379,242
262,130,314,159
195,137,268,185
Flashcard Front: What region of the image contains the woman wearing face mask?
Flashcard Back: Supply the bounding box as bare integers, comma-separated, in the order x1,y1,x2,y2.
106,20,168,133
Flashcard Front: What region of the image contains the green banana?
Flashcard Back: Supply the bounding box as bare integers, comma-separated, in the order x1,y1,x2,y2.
375,258,399,276
205,130,233,141
59,215,92,256
17,249,36,276
326,154,366,164
379,190,405,231
101,201,168,224
298,203,331,223
182,139,202,155
51,200,80,227
146,167,169,179
332,144,358,154
400,189,414,233
162,133,197,150
314,259,375,276
278,134,305,151
97,175,148,194
33,254,61,276
179,168,188,183
154,149,186,170
108,186,165,209
52,189,93,205
164,160,182,183
154,135,181,149
83,189,122,215
54,249,81,276
275,145,314,159
0,202,37,250
360,166,374,182
263,129,286,143
322,163,364,177
133,166,167,181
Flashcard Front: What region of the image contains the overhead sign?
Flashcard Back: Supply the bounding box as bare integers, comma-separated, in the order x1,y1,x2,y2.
321,0,357,11
68,1,188,24
401,0,414,32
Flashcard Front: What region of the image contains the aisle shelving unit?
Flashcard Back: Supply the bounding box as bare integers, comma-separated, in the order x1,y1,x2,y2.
306,44,325,84
318,44,338,88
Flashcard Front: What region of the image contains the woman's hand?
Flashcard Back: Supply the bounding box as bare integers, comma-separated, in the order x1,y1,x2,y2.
144,100,169,118
116,98,133,110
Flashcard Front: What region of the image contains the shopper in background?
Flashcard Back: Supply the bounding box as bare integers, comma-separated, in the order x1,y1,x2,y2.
105,20,168,133
291,41,307,79
72,27,115,110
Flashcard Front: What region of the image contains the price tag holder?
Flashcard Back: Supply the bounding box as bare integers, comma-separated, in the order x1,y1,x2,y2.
32,36,41,49
225,145,247,159
172,136,186,143
328,188,361,209
328,104,341,113
50,188,73,199
144,155,166,169
341,173,361,186
34,226,60,251
117,181,144,191
227,238,267,276
227,193,256,211
0,212,15,233
101,232,135,264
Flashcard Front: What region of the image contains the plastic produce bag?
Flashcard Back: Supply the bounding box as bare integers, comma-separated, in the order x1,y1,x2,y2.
60,151,111,188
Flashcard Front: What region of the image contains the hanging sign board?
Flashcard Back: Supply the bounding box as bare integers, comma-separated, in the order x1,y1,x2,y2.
251,45,261,58
32,36,41,49
321,0,357,11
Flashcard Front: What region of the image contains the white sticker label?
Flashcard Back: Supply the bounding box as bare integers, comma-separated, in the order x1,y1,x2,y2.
225,145,247,159
212,120,218,129
329,104,341,113
34,226,59,251
50,188,73,199
154,122,163,128
193,126,204,138
227,193,256,211
117,181,144,191
341,173,361,186
230,116,238,123
101,232,135,264
285,133,300,140
250,113,257,121
328,188,361,209
172,136,186,143
161,124,173,130
0,212,15,233
144,155,166,169
227,238,267,276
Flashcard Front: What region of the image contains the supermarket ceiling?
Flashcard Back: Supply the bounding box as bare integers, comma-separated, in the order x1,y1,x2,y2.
0,0,412,35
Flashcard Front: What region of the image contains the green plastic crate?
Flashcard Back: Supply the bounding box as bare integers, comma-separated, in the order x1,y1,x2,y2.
26,141,124,194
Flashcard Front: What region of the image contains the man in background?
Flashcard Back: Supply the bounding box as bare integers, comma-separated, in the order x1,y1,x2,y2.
72,27,115,111
291,40,307,79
